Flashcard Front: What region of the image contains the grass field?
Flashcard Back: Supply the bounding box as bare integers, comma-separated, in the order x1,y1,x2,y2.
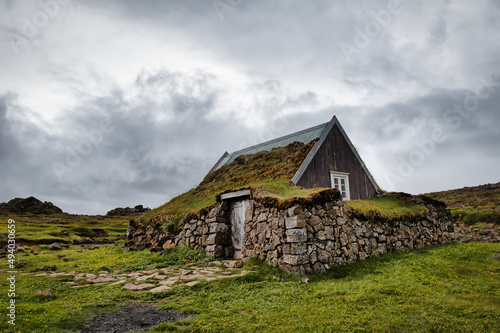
1,241,498,332
0,214,130,244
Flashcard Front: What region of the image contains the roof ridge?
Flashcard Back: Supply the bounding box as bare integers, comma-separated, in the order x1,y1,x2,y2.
230,122,328,155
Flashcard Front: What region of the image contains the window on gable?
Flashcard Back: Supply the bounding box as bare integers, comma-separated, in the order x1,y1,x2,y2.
330,171,350,200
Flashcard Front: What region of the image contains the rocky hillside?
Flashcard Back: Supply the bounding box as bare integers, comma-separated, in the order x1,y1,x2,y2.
106,205,151,217
0,196,63,215
425,182,499,225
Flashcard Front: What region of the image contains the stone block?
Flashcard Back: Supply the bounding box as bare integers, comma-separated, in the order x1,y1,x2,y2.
324,226,334,239
162,240,175,249
286,228,307,243
317,230,326,240
206,233,226,245
285,215,306,229
317,249,331,263
283,254,309,265
257,212,268,222
340,232,348,247
309,215,322,226
288,205,303,217
283,243,307,255
310,251,318,264
209,223,228,233
313,222,324,233
245,208,253,222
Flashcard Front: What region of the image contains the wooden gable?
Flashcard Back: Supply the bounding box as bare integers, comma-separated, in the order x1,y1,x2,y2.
292,116,379,200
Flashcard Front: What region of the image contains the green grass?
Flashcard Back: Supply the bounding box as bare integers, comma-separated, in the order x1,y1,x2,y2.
1,242,498,332
426,183,499,225
0,214,129,243
345,193,428,220
152,242,500,332
0,273,138,332
13,244,209,274
449,205,500,225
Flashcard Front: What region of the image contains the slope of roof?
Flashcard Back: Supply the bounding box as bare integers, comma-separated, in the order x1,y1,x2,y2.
211,122,328,171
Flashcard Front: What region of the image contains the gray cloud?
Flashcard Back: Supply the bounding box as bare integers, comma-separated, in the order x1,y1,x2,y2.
0,0,499,213
428,16,448,45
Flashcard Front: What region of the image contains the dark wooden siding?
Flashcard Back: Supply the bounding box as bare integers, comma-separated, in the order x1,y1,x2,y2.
296,124,376,200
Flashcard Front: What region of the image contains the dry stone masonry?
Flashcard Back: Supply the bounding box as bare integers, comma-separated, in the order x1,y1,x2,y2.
127,189,454,274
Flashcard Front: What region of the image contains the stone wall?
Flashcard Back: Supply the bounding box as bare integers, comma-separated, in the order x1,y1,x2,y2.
126,190,454,274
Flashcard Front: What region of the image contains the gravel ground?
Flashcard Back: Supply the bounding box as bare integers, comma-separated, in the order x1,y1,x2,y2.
80,303,190,333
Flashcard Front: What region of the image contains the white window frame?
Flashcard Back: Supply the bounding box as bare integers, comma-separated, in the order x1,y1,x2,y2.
330,171,350,201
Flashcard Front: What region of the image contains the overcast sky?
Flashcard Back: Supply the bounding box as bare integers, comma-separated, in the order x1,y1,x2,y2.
0,0,499,214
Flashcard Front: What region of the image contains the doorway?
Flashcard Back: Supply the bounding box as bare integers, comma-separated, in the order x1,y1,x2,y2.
229,199,249,259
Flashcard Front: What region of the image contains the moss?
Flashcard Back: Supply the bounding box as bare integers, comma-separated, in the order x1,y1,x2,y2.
345,193,429,222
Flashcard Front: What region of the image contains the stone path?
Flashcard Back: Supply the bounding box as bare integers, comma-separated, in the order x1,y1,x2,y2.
22,260,249,293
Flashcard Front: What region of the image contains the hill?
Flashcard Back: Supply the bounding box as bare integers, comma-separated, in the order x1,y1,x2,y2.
0,196,63,215
425,182,500,225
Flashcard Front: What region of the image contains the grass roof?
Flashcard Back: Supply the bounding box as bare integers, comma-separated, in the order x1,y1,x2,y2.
139,140,320,227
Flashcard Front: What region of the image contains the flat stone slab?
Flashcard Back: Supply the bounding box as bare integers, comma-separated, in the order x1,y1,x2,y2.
179,274,205,281
136,273,157,281
88,277,116,283
222,260,242,268
109,280,127,286
149,285,171,293
123,283,155,291
185,281,200,287
18,260,254,292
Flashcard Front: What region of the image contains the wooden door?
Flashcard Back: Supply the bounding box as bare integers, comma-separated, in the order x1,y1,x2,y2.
229,199,249,259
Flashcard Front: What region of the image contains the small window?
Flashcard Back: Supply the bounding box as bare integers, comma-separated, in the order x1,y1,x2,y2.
330,172,350,200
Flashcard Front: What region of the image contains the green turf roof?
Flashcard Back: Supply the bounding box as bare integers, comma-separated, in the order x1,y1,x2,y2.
211,122,328,171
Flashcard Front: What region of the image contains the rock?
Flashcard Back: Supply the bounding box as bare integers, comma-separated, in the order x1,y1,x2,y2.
36,289,54,297
88,277,116,283
122,283,155,291
162,240,175,250
286,228,307,243
15,245,25,252
121,247,131,253
48,242,62,250
91,229,108,237
185,281,200,287
222,260,242,268
301,278,310,284
0,196,63,214
38,265,54,271
285,215,306,229
136,273,157,282
109,280,127,286
106,205,151,217
149,285,171,293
